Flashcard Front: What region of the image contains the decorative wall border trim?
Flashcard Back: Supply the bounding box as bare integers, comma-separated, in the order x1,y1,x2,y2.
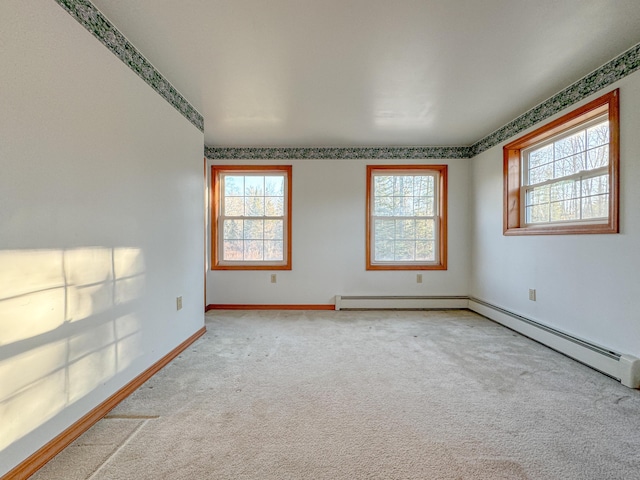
54,0,204,132
205,41,640,160
205,146,472,160
470,41,640,156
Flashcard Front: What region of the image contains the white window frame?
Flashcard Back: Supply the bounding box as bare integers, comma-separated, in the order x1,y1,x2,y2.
521,114,610,227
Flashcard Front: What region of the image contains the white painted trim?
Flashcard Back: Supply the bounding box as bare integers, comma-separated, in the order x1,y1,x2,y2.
468,298,640,389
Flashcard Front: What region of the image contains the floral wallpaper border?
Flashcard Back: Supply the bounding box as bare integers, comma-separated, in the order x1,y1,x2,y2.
207,41,640,160
204,146,472,160
54,0,204,132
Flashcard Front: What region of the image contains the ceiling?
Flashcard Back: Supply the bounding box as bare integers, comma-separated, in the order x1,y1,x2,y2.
90,0,640,148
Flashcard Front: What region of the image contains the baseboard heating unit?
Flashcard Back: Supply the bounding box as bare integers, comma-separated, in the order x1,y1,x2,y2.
333,294,639,389
334,295,469,310
468,297,640,389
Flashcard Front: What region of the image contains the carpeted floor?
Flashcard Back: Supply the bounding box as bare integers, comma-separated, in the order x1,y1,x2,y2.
32,310,640,479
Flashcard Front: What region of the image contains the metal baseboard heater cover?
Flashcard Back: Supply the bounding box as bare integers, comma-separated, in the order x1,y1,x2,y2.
334,295,469,310
468,297,640,389
333,295,640,389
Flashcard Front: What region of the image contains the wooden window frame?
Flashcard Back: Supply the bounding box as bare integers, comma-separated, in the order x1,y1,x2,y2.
503,89,619,235
366,164,448,271
211,165,292,270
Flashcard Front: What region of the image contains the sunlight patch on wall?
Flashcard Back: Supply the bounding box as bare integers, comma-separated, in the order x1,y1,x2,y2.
0,250,66,345
0,339,69,452
0,247,145,451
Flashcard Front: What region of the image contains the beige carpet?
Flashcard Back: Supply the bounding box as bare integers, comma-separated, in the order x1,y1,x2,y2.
32,310,640,479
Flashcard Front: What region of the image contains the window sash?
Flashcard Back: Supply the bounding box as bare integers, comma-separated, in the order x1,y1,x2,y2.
216,171,289,266
520,114,610,227
370,171,440,265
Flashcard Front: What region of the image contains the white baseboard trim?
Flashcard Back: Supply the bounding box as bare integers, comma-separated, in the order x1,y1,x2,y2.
468,297,640,389
334,295,469,310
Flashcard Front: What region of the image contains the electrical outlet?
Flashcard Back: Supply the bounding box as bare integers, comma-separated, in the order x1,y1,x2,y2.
176,296,183,310
528,289,536,301
270,274,277,283
416,274,423,284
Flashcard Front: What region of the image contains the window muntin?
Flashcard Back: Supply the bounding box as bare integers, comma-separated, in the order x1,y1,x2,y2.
212,166,291,270
522,116,610,226
366,165,447,270
503,89,619,235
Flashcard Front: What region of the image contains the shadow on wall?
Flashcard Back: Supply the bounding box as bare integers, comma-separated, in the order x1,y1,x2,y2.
0,247,146,452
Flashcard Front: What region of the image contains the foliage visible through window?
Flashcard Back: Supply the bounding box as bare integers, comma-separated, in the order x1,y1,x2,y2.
211,166,291,270
523,117,610,225
503,89,619,235
367,165,447,270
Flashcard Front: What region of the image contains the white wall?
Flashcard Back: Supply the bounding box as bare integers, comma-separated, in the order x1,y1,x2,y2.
470,72,640,358
207,158,470,305
0,1,204,475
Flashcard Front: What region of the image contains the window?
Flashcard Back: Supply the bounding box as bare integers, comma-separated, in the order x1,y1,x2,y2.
366,165,447,270
504,89,619,235
211,165,292,270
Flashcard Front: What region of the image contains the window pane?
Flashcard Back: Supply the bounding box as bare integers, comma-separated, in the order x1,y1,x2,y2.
554,130,585,160
243,220,264,240
414,196,434,216
225,197,244,216
415,219,435,240
413,176,433,196
395,219,415,240
529,163,553,185
374,196,393,216
223,240,243,260
550,199,579,222
416,241,435,261
244,240,263,260
393,197,414,216
265,176,284,196
394,176,414,196
264,219,283,240
374,176,394,196
223,219,243,240
245,197,264,216
245,176,264,196
528,204,549,223
582,194,608,219
375,219,395,240
374,240,394,261
526,185,550,207
587,121,609,149
529,144,553,169
587,145,609,169
554,153,584,178
265,196,284,216
582,175,609,197
395,241,415,261
224,176,244,196
550,180,578,202
264,241,283,261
